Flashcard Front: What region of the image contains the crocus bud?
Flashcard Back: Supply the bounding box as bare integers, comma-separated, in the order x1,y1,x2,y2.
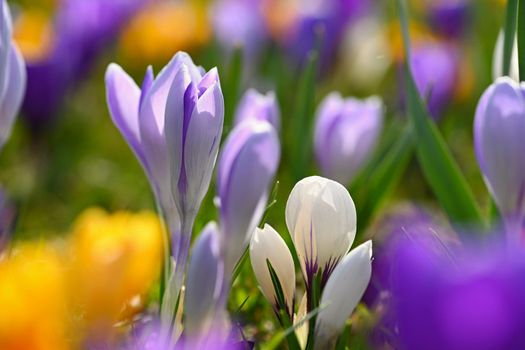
493,30,519,82
234,89,280,130
314,241,373,349
286,176,357,286
218,120,280,272
474,77,525,237
184,222,224,337
314,93,383,185
106,52,224,248
249,224,295,315
0,0,26,150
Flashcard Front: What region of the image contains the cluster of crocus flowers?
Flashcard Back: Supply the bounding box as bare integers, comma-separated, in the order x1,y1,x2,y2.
474,77,525,243
314,93,383,185
0,208,163,350
0,0,26,150
250,176,373,349
107,50,281,345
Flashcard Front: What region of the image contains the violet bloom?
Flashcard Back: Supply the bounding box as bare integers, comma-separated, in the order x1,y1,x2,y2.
284,0,371,69
0,0,26,150
217,119,280,273
409,42,458,119
23,0,142,129
392,234,525,350
211,0,268,59
428,0,470,38
234,89,280,130
185,222,224,337
105,52,224,274
474,77,525,242
314,93,383,185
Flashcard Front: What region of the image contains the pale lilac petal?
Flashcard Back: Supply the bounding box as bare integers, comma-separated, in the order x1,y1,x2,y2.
474,77,525,218
185,222,224,336
219,120,280,271
0,45,25,148
180,77,224,214
105,63,142,157
234,89,281,130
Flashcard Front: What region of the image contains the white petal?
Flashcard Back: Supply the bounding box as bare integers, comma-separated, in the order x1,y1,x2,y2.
285,176,356,280
315,241,373,348
249,224,295,314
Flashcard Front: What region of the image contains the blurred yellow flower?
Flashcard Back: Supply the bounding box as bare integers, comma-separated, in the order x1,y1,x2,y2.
68,208,163,337
0,243,69,350
119,2,211,65
13,9,54,63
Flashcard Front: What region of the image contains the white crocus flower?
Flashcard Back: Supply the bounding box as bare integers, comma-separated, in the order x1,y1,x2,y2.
314,240,373,349
285,176,357,286
249,224,296,316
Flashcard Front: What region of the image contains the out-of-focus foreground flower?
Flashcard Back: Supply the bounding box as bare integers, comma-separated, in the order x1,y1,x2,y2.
392,233,525,350
0,0,26,150
0,208,162,349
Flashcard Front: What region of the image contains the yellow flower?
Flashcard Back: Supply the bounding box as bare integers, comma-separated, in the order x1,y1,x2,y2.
0,243,69,350
119,2,211,65
13,9,54,63
68,208,163,336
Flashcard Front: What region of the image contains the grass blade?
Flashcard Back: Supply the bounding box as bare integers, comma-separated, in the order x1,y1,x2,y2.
397,0,484,227
519,0,525,81
356,126,414,232
503,0,519,76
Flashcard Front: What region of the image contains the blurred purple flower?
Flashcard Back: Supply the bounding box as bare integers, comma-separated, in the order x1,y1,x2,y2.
234,89,280,130
211,0,268,59
474,77,525,242
314,92,383,185
408,42,458,119
0,0,26,149
23,0,143,130
217,119,280,273
428,0,470,38
392,234,525,350
106,52,224,287
284,0,371,69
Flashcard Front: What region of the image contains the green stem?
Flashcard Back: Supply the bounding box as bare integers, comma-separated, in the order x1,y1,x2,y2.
518,0,525,80
503,0,519,76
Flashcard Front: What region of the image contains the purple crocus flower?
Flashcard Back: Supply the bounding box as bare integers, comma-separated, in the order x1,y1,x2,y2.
314,93,383,185
284,0,371,69
408,42,458,119
0,0,26,149
392,234,525,350
474,77,525,242
184,222,224,337
23,0,142,130
428,0,470,38
105,52,224,281
234,89,280,130
217,119,280,273
211,0,268,59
